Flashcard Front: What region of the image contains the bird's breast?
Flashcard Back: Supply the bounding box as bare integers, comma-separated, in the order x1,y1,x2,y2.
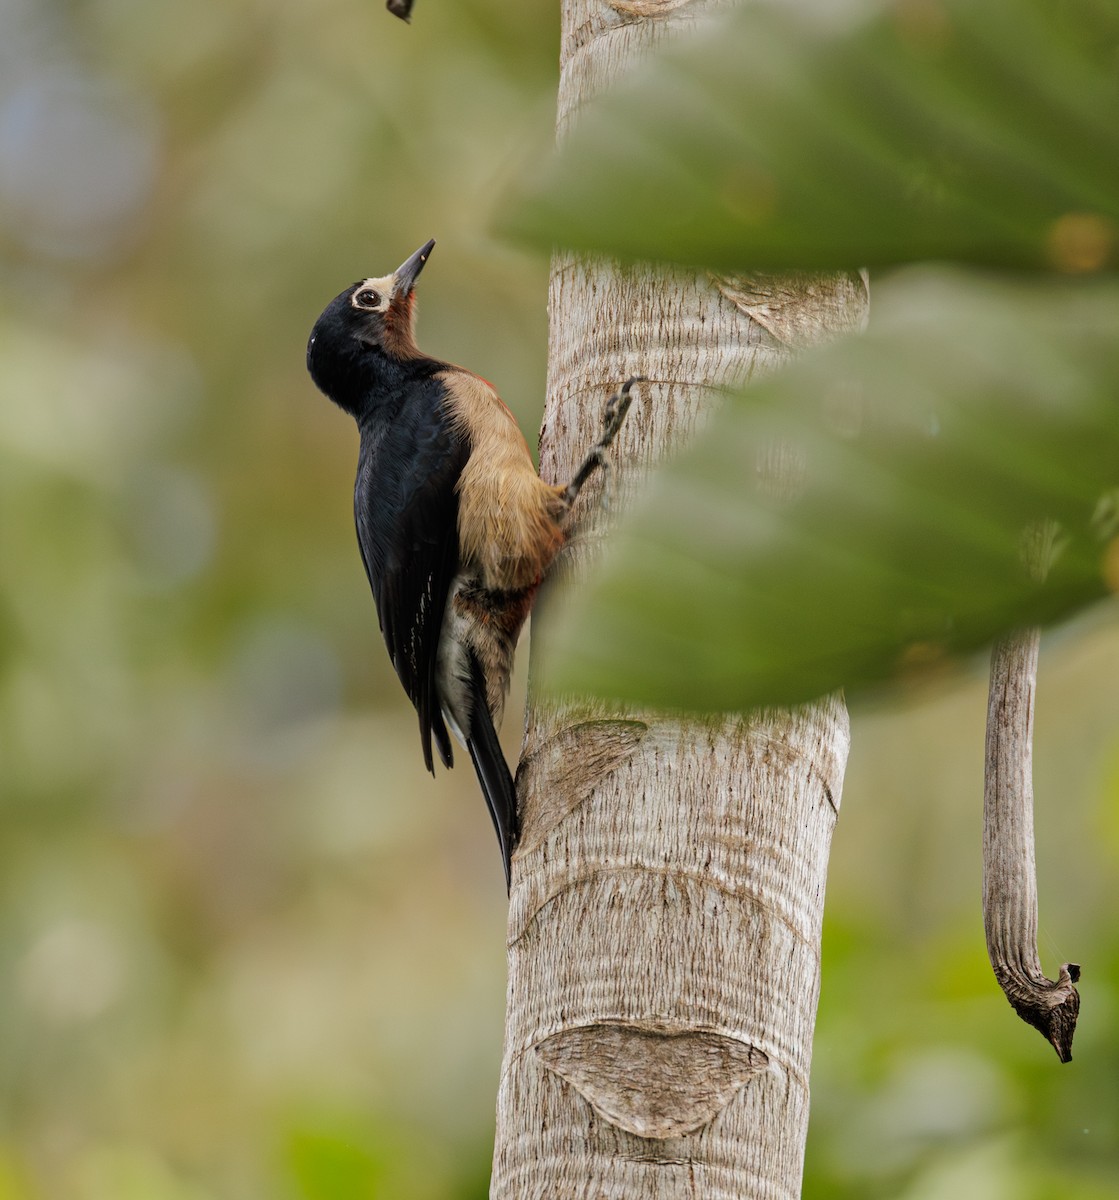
437,369,566,592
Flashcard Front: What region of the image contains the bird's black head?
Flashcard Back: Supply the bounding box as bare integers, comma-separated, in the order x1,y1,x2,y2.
306,238,435,417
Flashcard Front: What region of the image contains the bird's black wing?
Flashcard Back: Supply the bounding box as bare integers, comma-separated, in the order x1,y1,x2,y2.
354,387,468,773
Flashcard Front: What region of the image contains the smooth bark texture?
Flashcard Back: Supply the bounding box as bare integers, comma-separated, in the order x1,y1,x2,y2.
490,4,866,1196
983,631,1080,1062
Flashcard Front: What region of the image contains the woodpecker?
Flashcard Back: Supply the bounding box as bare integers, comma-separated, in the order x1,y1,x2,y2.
306,239,636,888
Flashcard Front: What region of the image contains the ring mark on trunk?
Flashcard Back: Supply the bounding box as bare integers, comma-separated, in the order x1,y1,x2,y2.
516,719,648,853
537,1022,768,1138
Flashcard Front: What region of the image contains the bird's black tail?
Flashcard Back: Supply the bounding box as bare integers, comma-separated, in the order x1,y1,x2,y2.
465,656,518,891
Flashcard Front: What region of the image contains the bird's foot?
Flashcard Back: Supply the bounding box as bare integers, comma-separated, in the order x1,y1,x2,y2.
562,376,644,511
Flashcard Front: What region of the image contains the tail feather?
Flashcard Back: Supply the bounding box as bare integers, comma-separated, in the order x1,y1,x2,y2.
464,659,518,891
433,712,454,771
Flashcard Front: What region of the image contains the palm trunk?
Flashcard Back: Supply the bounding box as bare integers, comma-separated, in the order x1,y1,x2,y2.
491,4,866,1196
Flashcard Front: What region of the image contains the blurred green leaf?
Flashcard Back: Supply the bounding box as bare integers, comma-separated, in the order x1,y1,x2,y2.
537,272,1119,711
504,0,1119,272
0,1151,34,1200
286,1128,386,1200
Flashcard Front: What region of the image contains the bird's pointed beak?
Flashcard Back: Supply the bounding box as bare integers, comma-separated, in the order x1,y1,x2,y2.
392,238,436,299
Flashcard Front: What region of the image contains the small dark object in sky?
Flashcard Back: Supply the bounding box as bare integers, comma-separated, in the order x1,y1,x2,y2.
386,0,415,20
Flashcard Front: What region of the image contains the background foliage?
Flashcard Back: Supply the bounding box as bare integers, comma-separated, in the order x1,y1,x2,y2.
0,0,1116,1198
511,0,1119,714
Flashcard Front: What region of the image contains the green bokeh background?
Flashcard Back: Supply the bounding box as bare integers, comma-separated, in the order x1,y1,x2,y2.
0,1,1115,1196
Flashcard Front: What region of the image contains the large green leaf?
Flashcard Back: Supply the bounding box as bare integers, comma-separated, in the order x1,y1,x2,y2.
505,0,1119,272
536,273,1119,711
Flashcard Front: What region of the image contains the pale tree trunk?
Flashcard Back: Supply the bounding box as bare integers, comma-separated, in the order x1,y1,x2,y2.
490,3,867,1197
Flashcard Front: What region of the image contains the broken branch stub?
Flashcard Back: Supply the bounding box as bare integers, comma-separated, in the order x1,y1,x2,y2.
983,628,1080,1062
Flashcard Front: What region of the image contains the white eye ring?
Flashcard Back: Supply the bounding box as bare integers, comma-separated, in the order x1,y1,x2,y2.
353,288,381,310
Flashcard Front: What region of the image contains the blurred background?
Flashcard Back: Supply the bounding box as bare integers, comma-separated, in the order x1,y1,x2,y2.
0,0,1115,1197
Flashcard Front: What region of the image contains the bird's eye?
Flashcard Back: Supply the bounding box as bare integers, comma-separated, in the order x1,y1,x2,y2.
354,288,381,309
